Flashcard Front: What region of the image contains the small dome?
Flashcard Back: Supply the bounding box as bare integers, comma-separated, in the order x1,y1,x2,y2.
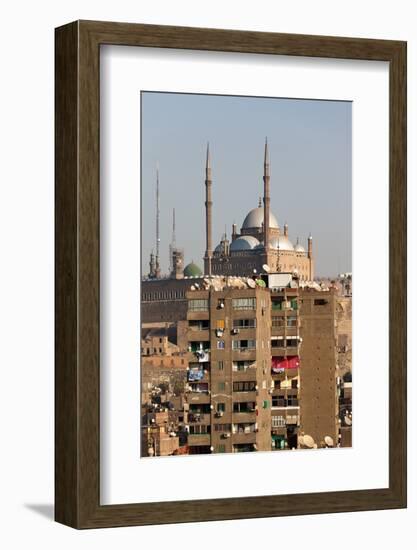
214,243,223,253
242,207,278,230
230,235,260,251
294,237,305,253
184,262,203,277
270,235,294,251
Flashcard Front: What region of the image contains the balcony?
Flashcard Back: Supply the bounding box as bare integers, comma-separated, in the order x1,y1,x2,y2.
187,413,211,424
186,392,211,405
232,391,257,402
232,349,256,361
187,330,210,342
188,434,211,446
232,366,258,381
232,431,256,444
233,411,257,424
187,310,209,322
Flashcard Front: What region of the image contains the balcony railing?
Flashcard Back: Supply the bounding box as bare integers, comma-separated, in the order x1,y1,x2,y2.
187,413,211,424
188,434,211,446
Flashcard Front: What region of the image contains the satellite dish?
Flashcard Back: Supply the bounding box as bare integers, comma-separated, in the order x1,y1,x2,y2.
324,436,334,447
190,285,195,290
298,435,305,447
303,434,315,449
247,278,256,288
344,415,352,426
263,264,271,273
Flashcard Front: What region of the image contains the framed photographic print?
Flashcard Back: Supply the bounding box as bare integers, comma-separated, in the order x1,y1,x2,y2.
55,20,406,528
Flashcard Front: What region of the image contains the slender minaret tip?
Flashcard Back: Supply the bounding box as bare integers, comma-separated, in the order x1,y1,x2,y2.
264,137,269,164
206,142,211,169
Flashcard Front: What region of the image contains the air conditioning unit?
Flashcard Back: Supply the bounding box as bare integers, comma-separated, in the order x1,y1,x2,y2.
231,328,239,335
222,432,231,439
216,411,224,417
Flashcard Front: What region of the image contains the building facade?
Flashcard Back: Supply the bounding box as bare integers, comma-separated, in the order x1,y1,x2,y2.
185,286,272,454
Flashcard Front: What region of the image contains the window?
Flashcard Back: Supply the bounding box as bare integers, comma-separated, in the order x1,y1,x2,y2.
291,378,298,389
233,402,256,413
232,339,256,350
232,361,252,371
233,318,256,328
218,382,226,391
263,400,269,409
272,396,285,407
271,299,283,311
314,298,328,306
272,415,286,428
217,445,226,453
217,340,225,350
217,403,225,412
272,316,285,327
214,423,232,432
188,299,209,311
286,316,297,327
233,381,256,392
189,319,209,330
189,424,211,435
232,297,256,310
287,394,299,406
218,361,224,371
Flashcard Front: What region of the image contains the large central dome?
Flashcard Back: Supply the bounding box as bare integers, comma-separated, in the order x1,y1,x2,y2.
242,207,278,230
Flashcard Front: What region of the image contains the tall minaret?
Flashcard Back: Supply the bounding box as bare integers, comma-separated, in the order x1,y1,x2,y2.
263,138,271,250
155,165,161,278
169,208,176,273
308,233,313,259
204,143,213,275
308,233,314,280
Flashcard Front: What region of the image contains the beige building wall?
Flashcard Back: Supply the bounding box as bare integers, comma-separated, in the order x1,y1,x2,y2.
299,289,339,446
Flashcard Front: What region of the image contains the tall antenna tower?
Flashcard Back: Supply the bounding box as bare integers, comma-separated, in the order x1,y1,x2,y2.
155,164,161,278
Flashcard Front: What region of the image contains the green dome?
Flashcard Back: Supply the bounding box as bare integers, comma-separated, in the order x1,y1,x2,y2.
184,262,203,277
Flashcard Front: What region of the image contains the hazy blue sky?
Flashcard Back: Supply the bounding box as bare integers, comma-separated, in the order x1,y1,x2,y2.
141,92,351,277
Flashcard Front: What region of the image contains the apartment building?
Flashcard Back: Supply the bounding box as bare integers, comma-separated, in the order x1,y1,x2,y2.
185,285,272,454
269,286,302,450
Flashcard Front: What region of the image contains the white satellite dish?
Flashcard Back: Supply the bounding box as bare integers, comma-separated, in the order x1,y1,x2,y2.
298,435,305,447
190,285,195,290
303,434,315,449
247,278,256,288
324,435,334,447
263,264,271,273
344,415,352,426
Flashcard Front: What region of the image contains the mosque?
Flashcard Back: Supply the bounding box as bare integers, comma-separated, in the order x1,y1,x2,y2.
148,139,314,281
204,139,314,281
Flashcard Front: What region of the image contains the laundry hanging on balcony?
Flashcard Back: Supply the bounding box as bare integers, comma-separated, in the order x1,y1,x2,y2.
188,364,204,381
271,356,300,372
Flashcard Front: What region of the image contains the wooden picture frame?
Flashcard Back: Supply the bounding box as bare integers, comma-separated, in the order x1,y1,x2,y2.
55,20,407,528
